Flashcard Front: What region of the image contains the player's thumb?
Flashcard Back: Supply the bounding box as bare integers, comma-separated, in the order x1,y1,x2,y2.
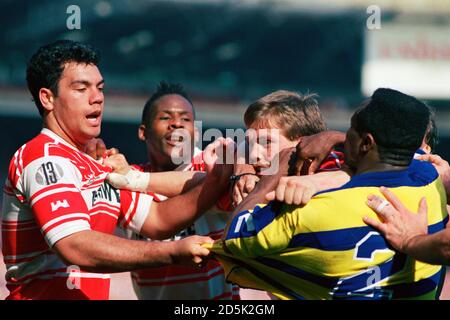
199,236,214,244
415,154,430,162
308,159,320,175
193,244,211,258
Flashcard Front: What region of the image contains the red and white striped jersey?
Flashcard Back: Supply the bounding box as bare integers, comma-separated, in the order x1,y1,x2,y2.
1,129,153,300
129,148,240,300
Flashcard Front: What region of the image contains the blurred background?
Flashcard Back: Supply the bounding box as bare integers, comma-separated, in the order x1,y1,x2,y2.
1,0,450,299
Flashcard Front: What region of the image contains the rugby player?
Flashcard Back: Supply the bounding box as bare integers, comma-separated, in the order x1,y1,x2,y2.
232,90,344,206
210,88,447,300
106,81,239,300
1,40,233,300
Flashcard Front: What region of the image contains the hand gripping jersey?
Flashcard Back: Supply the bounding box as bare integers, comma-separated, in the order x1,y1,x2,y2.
128,148,240,300
211,159,448,300
1,129,153,300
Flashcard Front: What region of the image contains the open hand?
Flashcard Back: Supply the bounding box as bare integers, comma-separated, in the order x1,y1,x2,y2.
363,187,428,252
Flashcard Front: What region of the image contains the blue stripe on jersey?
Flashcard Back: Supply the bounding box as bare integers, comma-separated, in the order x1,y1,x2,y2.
225,201,283,240
289,225,381,251
224,255,306,300
255,254,442,299
289,215,448,251
255,254,406,294
315,159,438,196
332,254,407,297
430,215,450,233
388,268,444,299
334,268,444,300
255,256,339,289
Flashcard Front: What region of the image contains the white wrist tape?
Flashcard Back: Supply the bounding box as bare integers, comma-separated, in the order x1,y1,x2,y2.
106,170,150,192
125,170,150,192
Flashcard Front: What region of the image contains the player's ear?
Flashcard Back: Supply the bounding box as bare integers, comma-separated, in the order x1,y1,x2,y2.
360,132,375,153
138,125,146,141
39,88,55,112
422,143,432,154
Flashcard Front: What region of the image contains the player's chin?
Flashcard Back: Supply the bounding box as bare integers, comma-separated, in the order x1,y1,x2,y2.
161,145,177,159
89,127,102,138
82,127,102,141
169,146,187,159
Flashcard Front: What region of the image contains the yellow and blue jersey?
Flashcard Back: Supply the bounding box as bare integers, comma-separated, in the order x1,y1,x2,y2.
211,160,448,300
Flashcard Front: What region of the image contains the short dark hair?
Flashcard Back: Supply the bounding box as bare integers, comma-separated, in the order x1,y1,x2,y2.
26,40,101,116
244,90,327,140
141,81,194,126
352,88,430,165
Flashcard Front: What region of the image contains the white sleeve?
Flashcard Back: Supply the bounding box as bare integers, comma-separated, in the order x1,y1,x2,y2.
22,156,91,247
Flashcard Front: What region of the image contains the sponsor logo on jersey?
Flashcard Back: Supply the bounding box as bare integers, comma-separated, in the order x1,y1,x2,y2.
84,173,104,185
51,199,70,211
92,182,120,205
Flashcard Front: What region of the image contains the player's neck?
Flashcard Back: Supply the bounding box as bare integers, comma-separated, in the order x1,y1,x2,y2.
148,153,178,172
353,149,409,175
43,123,86,152
355,160,408,175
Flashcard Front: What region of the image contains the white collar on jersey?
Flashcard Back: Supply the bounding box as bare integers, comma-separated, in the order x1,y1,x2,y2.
193,146,202,158
40,128,97,160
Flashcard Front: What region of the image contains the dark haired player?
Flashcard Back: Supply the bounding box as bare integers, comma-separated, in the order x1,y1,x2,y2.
116,81,239,300
210,88,447,300
1,40,233,300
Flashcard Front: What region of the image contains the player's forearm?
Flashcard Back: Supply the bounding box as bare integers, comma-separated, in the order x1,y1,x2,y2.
147,171,206,197
143,174,230,240
328,130,346,145
404,229,450,265
54,230,178,273
233,178,273,214
224,175,277,236
310,170,351,192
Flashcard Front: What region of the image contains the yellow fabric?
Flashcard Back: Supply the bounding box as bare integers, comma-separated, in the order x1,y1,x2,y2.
210,166,447,300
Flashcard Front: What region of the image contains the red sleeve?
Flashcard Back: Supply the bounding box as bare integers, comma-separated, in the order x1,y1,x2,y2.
191,152,206,171
216,193,233,212
118,189,154,234
317,151,345,172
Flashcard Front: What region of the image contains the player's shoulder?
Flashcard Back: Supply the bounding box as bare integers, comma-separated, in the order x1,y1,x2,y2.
282,186,354,221
19,132,74,166
7,133,52,185
190,148,205,171
9,131,82,181
8,133,47,168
